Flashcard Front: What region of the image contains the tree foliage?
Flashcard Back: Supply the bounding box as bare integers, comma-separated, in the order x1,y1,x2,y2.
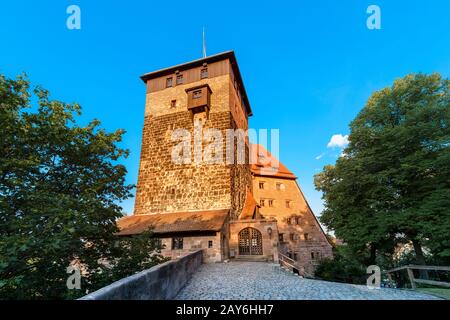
315,73,450,266
0,74,165,299
314,245,367,284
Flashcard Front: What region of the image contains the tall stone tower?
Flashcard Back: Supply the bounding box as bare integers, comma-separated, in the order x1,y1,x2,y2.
134,51,253,219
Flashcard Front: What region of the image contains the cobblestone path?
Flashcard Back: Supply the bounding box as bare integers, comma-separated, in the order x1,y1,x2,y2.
175,262,440,300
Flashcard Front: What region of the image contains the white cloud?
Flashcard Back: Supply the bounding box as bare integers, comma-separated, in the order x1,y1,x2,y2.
315,153,325,160
327,134,349,149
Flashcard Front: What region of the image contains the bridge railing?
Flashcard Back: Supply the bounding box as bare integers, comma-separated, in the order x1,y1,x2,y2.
385,265,450,289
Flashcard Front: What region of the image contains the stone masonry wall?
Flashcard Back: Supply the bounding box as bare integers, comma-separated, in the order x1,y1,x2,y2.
160,233,223,263
134,111,233,214
252,176,333,273
80,250,203,300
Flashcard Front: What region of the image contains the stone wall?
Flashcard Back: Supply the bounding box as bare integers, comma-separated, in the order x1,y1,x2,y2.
134,110,233,214
79,250,203,300
159,232,225,263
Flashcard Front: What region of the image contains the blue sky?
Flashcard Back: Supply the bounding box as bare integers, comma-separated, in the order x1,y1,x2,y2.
1,0,450,218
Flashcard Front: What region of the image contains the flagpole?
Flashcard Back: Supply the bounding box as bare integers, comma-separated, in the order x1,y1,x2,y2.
202,27,206,58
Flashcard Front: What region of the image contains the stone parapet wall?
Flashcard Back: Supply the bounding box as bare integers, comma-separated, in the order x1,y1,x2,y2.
79,250,203,300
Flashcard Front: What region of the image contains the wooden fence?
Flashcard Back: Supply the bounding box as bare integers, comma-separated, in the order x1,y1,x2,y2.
385,265,450,289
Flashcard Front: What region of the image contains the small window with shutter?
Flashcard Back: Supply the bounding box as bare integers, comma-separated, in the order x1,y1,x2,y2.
193,90,202,99
166,77,173,88
176,74,183,85
200,68,208,79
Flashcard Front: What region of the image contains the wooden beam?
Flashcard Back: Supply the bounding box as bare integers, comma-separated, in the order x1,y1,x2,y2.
406,268,416,289
408,265,450,271
414,279,450,288
386,265,450,273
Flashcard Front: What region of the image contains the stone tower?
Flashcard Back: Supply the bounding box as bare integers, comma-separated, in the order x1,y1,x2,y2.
134,51,253,219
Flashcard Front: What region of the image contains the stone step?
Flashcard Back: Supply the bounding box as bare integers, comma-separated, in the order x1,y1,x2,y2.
233,255,270,262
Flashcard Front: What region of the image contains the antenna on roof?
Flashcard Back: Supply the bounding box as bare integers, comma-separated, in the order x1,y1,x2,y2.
202,27,207,58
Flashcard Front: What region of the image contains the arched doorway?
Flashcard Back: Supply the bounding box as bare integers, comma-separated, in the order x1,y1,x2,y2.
238,227,263,255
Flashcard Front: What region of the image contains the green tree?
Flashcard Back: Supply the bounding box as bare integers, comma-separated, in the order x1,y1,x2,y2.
0,74,165,299
315,73,450,266
314,245,367,284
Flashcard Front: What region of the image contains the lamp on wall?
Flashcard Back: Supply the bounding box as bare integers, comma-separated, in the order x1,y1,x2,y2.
267,227,273,239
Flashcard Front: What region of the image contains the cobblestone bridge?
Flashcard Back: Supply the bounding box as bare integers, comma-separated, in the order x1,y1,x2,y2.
175,262,440,300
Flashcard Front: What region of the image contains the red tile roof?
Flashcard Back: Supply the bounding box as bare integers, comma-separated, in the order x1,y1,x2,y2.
116,209,229,236
239,189,259,220
250,144,297,179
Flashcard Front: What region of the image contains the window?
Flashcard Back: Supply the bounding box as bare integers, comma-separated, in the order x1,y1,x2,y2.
259,181,265,189
172,237,183,250
285,200,290,208
200,68,208,79
287,217,291,225
208,240,213,248
293,253,298,261
279,233,284,242
260,199,265,207
166,77,173,88
276,183,284,190
294,217,300,225
289,233,295,241
193,90,202,99
304,233,309,241
268,199,274,207
176,74,183,85
311,252,320,260
293,234,299,241
171,100,176,108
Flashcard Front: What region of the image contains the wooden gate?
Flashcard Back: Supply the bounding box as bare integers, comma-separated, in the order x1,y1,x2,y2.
238,227,263,255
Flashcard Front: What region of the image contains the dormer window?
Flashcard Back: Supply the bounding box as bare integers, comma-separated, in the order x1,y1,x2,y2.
200,68,208,79
176,74,184,85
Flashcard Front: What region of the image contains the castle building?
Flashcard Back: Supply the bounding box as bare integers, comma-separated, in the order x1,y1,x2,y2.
117,51,332,274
